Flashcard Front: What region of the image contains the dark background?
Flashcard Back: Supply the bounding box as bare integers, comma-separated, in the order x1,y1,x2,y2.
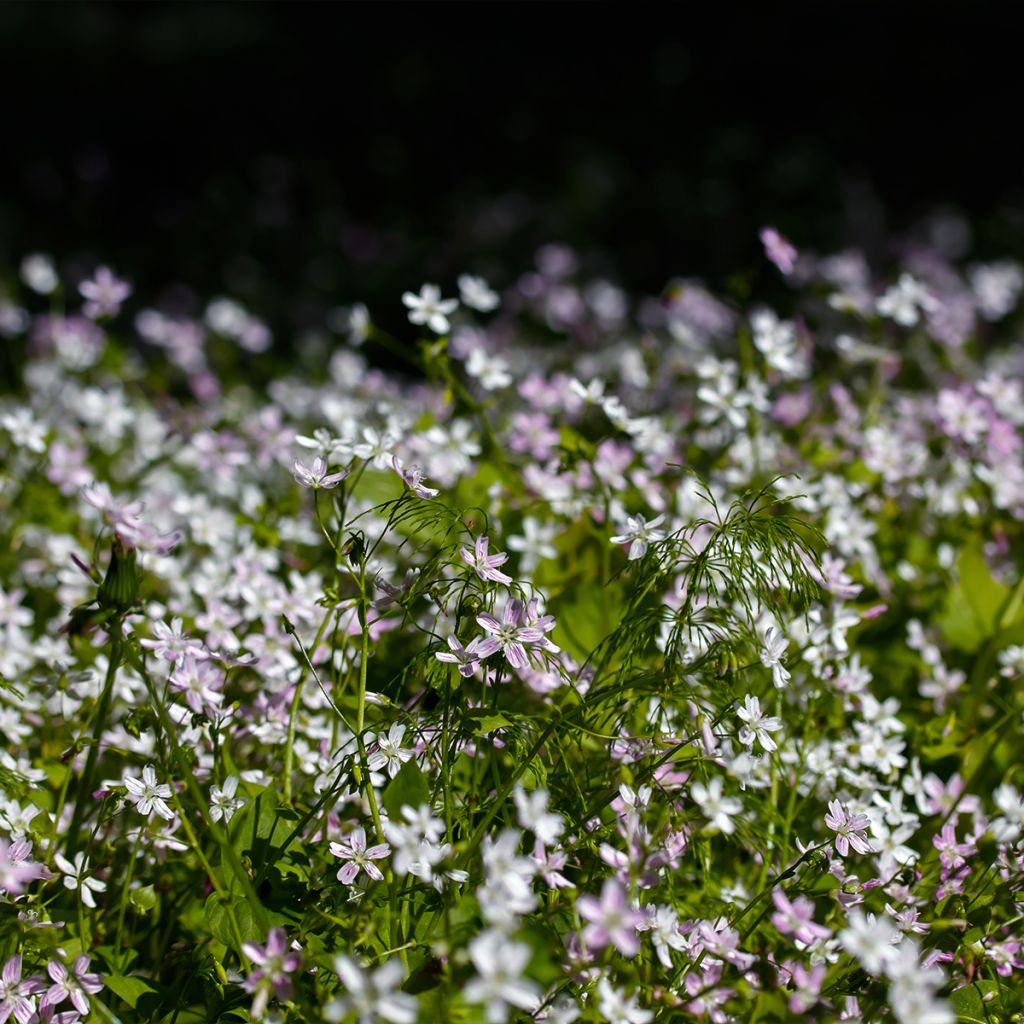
1,3,1021,338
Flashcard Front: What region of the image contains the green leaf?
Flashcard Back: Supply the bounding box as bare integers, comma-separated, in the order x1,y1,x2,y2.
204,893,264,951
129,883,158,915
938,537,1011,652
382,759,431,818
103,973,158,1009
949,980,1003,1022
463,708,514,736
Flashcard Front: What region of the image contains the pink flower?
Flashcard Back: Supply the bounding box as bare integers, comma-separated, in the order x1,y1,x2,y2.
329,827,391,885
0,955,45,1024
475,603,548,670
0,838,45,897
760,227,798,275
434,635,488,676
241,928,302,1020
824,800,874,857
577,878,646,956
459,535,512,585
771,891,831,945
39,957,103,1017
391,455,439,498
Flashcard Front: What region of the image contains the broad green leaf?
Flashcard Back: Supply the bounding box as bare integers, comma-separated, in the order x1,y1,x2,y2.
204,893,264,951
103,973,158,1009
938,537,1011,652
949,980,1004,1022
382,759,431,818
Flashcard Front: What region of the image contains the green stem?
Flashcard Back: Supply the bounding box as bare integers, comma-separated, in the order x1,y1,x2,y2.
66,632,123,857
128,646,270,936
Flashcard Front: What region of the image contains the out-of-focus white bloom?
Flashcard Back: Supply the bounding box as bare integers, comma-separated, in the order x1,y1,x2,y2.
402,284,458,334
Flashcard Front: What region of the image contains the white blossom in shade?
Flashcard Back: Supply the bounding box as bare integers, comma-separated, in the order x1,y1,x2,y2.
690,776,742,835
366,723,414,779
1,407,47,454
735,694,782,752
20,253,58,294
402,283,458,334
325,956,417,1024
610,513,666,561
759,626,791,688
989,783,1024,842
596,977,654,1024
122,765,175,821
875,273,938,327
462,930,541,1024
968,261,1024,321
329,827,390,885
506,516,558,573
52,851,106,909
465,347,513,390
209,776,245,824
458,274,500,312
513,785,564,847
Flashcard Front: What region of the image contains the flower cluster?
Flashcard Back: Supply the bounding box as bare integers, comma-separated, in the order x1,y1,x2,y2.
0,231,1022,1023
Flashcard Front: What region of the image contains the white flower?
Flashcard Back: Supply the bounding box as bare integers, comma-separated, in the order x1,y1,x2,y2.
875,273,938,327
402,284,458,334
513,785,564,847
462,930,541,1024
610,513,666,561
52,851,106,909
210,776,245,824
735,694,782,752
21,253,59,294
458,274,499,312
465,348,512,390
325,955,417,1024
123,765,175,821
690,776,742,834
596,977,653,1024
1,408,47,453
838,909,899,974
367,724,414,779
760,627,791,688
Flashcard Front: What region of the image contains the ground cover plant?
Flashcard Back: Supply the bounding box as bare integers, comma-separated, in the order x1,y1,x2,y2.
0,230,1022,1023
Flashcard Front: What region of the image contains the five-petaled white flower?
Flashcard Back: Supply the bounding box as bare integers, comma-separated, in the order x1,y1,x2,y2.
736,694,782,752
123,765,175,821
610,513,666,561
458,274,500,312
690,776,742,835
52,851,107,909
367,723,414,779
402,283,458,334
210,776,246,824
325,955,418,1024
462,929,541,1024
